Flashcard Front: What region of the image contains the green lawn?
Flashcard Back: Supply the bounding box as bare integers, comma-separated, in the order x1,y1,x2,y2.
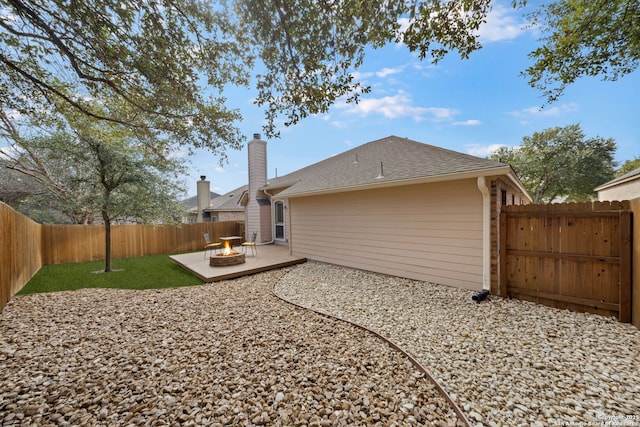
18,255,203,294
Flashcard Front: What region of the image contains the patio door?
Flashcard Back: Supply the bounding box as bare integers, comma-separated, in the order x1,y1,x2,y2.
274,200,285,240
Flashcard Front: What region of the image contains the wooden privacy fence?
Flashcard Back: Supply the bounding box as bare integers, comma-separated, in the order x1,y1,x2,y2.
41,221,242,265
1,200,244,311
1,203,43,312
499,201,632,322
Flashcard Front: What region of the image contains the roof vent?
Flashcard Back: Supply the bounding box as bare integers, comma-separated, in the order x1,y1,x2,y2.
253,133,261,140
376,161,384,179
353,153,359,164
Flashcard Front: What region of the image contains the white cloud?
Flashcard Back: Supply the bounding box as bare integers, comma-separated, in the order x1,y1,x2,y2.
452,119,482,126
352,66,404,82
351,71,374,80
510,103,579,118
337,90,458,122
375,66,404,78
477,3,529,42
465,143,507,157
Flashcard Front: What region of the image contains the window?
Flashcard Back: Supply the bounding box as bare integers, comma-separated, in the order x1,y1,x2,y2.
501,190,507,206
275,201,285,240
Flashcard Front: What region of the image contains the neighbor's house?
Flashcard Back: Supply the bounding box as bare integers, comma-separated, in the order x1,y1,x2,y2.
203,134,530,291
595,167,640,201
182,180,220,223
203,184,247,222
183,178,245,223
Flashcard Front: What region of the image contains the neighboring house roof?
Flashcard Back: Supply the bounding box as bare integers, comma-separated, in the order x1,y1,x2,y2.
263,135,528,198
181,191,220,208
204,185,247,212
594,167,640,192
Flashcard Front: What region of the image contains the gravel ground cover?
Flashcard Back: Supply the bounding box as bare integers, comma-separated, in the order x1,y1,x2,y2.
0,268,463,427
274,261,640,427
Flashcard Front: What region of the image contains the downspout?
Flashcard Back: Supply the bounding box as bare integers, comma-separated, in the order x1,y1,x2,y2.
477,177,491,291
258,187,275,245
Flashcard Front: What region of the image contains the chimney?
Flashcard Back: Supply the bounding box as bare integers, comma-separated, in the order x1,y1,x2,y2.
246,133,272,243
196,175,210,223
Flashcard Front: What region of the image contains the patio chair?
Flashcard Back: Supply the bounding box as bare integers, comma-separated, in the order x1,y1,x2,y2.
203,233,222,258
241,231,258,256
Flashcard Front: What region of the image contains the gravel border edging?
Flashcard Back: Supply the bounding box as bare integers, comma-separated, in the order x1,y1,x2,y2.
271,279,473,427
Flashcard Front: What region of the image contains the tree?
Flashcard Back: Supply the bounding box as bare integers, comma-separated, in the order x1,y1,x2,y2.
1,0,250,156
1,130,99,223
74,129,186,272
2,113,187,271
490,124,616,203
2,0,635,149
524,0,640,102
616,157,640,177
0,0,524,143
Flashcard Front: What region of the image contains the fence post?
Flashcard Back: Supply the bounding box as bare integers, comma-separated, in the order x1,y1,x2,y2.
619,210,632,323
499,210,508,297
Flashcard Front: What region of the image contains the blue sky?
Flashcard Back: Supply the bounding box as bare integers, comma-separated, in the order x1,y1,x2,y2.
184,1,639,198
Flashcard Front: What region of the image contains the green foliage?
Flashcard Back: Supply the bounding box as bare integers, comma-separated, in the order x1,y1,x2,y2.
490,124,616,203
525,0,640,102
17,255,202,295
0,0,528,143
237,0,403,136
2,0,635,147
1,0,248,155
616,157,640,177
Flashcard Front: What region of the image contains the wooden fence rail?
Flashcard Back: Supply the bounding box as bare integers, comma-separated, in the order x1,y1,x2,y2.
1,201,244,311
499,201,632,322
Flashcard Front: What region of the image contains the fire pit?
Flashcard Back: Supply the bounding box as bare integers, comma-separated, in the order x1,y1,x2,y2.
210,241,246,267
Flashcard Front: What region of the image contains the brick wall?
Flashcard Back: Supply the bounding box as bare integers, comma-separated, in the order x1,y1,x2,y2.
490,177,529,294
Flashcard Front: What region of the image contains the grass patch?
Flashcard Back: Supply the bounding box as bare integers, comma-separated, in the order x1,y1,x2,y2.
18,254,203,295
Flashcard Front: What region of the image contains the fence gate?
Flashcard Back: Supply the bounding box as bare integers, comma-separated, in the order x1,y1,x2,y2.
499,201,632,321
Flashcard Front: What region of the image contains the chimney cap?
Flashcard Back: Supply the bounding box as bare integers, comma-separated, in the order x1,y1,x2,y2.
253,133,261,140
200,175,206,181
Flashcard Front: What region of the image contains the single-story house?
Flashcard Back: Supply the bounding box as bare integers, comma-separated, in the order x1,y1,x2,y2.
595,167,640,201
183,179,245,223
203,184,247,222
203,134,531,291
181,182,220,223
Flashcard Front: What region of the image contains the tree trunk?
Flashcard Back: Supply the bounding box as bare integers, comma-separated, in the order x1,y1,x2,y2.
104,216,112,273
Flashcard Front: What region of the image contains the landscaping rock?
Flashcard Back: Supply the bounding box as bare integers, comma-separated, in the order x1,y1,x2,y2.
275,261,640,427
0,268,462,426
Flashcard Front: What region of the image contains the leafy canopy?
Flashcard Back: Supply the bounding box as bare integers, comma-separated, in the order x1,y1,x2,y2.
525,0,640,102
1,0,250,157
1,0,636,150
616,157,640,177
490,124,616,203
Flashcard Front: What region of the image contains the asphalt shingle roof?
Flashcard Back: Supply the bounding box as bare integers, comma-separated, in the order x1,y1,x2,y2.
263,135,509,197
205,185,247,211
180,191,220,208
595,166,640,191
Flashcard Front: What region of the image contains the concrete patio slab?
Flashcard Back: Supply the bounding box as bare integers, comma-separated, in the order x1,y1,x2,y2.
170,244,306,282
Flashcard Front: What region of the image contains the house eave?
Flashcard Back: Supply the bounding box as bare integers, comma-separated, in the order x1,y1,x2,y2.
282,166,514,199
595,175,640,192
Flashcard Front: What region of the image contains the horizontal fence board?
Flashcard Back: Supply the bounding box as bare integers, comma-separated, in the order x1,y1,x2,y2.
506,250,619,263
